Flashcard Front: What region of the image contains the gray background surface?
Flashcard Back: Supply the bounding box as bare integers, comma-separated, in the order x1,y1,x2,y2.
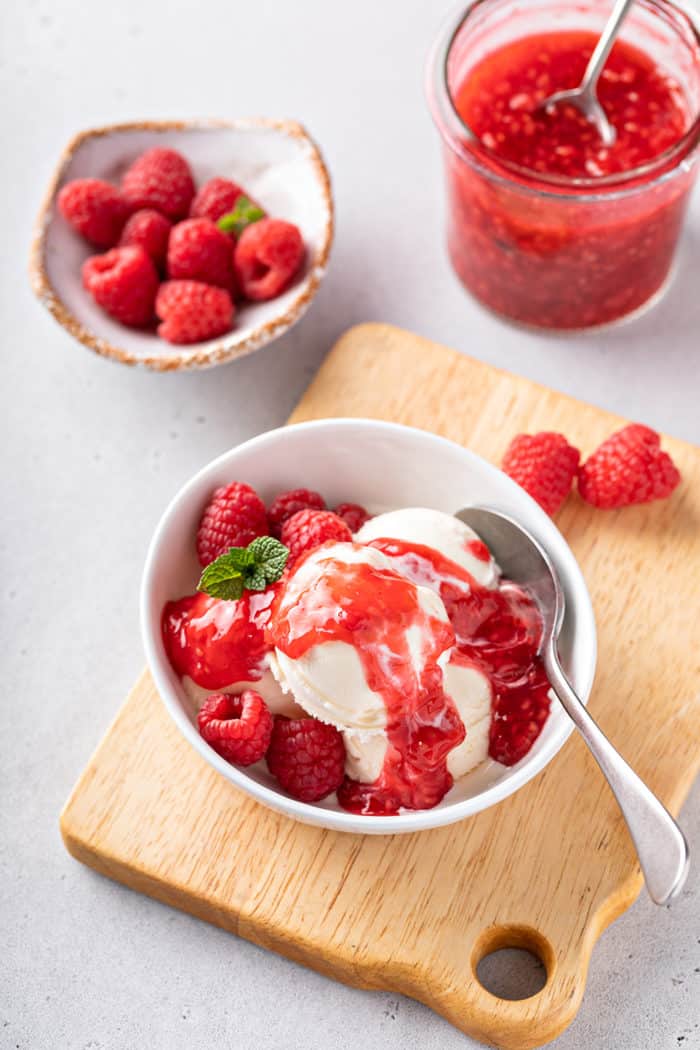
2,0,699,1047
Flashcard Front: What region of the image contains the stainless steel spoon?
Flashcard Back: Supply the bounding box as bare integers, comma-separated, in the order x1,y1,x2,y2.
456,505,689,905
538,0,635,147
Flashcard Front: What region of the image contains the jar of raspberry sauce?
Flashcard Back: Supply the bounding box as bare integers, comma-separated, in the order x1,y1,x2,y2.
427,0,700,330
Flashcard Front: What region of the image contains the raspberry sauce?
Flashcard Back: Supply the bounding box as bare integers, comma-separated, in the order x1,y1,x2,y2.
456,32,688,179
268,548,465,815
369,540,551,769
162,590,274,690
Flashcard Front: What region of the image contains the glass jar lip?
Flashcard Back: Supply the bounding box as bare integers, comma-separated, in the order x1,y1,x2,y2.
427,0,700,201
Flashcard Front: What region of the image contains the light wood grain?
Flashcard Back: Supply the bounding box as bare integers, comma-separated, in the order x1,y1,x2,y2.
61,323,700,1049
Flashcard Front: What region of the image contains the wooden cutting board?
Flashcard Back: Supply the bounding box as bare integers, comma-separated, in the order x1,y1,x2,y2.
61,323,700,1049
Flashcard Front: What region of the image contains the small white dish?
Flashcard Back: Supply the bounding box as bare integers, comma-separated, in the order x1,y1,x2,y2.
140,419,597,834
30,119,334,371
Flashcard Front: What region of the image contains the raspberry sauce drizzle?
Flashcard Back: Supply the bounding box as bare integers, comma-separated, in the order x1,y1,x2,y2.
369,539,551,768
162,589,275,690
268,548,465,815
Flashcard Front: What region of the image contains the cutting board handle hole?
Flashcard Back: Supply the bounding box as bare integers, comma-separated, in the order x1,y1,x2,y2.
472,925,553,1001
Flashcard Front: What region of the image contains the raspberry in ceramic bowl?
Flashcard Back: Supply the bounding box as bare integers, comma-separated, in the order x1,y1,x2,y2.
30,119,333,370
141,419,596,834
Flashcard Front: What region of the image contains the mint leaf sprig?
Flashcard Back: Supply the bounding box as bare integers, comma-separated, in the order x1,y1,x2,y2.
198,536,289,601
217,196,265,238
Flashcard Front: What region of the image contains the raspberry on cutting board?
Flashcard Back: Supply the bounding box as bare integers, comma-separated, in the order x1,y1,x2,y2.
82,246,159,326
578,423,681,508
268,489,326,536
167,218,237,293
196,481,269,567
58,178,130,248
266,716,346,802
198,691,273,766
155,280,234,345
121,147,195,220
118,208,172,268
502,432,581,515
279,509,352,564
234,217,304,300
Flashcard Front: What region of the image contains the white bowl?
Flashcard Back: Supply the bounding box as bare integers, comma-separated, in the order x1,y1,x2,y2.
141,419,597,833
30,119,334,371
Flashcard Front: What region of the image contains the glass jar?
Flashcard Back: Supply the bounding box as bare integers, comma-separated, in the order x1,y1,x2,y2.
426,0,700,330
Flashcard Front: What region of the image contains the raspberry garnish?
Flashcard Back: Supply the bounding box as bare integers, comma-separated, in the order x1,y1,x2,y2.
82,246,159,327
167,218,237,293
155,280,234,345
333,502,371,533
578,423,681,509
266,716,346,802
189,177,244,222
58,178,130,248
279,509,352,565
118,208,172,268
502,432,581,515
198,690,273,766
121,147,195,220
196,480,269,567
233,218,304,300
268,489,326,536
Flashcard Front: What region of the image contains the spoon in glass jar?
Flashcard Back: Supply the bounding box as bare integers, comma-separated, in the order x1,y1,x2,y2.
456,505,689,906
538,0,635,146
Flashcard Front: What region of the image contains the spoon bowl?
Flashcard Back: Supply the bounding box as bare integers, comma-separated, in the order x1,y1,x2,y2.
457,505,690,905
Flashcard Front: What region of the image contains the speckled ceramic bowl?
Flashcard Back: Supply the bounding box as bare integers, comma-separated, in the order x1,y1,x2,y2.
30,119,334,371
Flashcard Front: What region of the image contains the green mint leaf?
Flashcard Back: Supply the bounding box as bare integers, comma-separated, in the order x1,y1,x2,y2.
197,536,289,601
197,556,246,600
217,195,265,237
247,535,289,584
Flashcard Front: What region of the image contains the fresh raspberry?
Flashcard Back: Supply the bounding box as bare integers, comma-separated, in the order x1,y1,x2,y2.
155,280,234,345
189,177,244,222
578,424,681,509
196,480,269,566
502,432,581,515
333,503,371,533
57,178,130,248
279,509,352,564
167,218,236,293
198,691,273,766
489,679,551,766
266,716,346,802
268,489,326,536
118,208,171,268
82,246,158,326
234,218,304,301
121,147,195,220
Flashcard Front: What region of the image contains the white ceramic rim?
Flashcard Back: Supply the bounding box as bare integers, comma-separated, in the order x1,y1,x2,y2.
140,419,597,834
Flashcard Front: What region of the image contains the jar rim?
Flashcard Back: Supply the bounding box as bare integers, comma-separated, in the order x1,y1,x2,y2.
426,0,700,201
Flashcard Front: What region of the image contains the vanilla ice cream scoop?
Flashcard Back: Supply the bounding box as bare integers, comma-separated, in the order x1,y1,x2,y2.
356,507,499,588
269,542,454,732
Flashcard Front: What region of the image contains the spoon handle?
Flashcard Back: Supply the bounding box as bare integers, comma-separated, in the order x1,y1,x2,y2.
544,644,689,905
581,0,635,93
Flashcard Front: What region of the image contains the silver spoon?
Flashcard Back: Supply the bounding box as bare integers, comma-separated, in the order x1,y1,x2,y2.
538,0,635,147
456,505,689,905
